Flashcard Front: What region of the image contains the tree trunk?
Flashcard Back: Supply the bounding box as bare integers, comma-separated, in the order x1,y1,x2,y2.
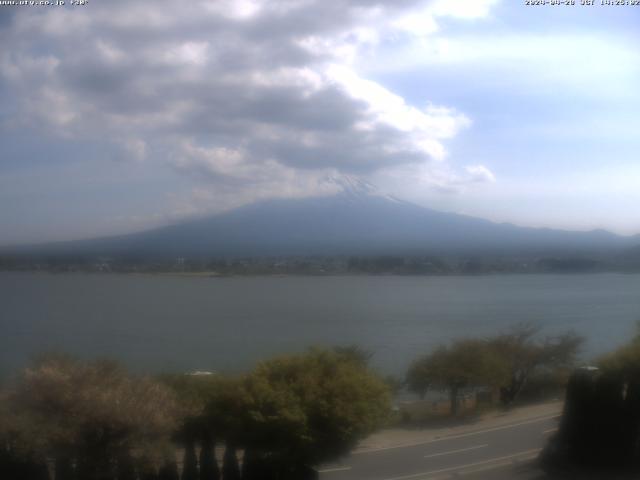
158,459,179,480
502,371,528,407
199,435,220,480
140,469,159,480
116,452,136,480
240,449,263,480
222,445,240,480
76,454,114,480
138,458,158,480
27,457,51,480
182,440,198,480
55,456,75,480
450,385,459,416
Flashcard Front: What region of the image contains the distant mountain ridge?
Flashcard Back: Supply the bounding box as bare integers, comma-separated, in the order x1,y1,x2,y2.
4,182,640,258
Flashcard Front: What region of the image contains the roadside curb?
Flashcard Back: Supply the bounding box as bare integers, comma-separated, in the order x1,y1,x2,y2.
353,402,563,455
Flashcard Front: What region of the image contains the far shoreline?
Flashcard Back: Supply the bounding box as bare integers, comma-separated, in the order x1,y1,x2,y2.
2,269,640,278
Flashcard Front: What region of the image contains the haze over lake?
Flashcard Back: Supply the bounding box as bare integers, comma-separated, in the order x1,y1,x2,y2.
2,272,639,378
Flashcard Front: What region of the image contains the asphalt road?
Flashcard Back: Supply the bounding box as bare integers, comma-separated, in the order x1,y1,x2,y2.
317,413,560,480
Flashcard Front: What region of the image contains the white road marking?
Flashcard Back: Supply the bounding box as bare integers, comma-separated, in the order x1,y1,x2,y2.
317,466,352,473
458,450,541,476
542,427,557,434
381,448,542,480
424,444,488,459
353,413,560,455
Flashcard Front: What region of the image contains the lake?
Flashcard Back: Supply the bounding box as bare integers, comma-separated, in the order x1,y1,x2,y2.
1,272,640,378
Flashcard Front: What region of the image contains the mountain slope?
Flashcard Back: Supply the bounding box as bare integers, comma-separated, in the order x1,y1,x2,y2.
10,189,639,258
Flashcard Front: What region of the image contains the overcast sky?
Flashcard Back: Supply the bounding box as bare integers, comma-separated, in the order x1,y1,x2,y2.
1,0,639,245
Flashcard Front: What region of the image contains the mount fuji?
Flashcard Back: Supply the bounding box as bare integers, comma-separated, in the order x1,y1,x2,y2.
6,177,639,258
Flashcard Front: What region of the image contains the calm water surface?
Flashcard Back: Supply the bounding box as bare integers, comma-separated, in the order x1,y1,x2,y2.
1,272,640,377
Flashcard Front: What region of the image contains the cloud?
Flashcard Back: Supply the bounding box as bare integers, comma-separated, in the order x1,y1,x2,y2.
430,0,500,20
369,31,639,103
0,0,498,221
465,164,496,183
120,138,147,162
393,0,500,36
